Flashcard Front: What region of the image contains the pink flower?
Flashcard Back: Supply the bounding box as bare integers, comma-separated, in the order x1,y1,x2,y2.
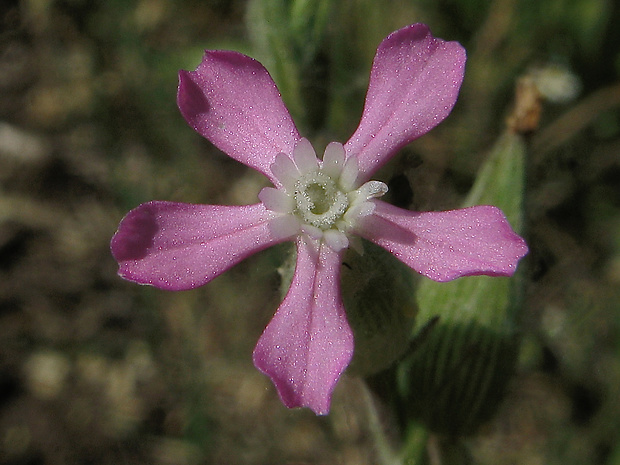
111,24,528,415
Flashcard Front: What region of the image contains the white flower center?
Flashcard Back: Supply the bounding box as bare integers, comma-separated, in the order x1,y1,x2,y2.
259,138,388,251
294,171,348,229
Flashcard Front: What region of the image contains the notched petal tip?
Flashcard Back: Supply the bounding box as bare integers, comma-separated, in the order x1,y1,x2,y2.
357,202,527,282
177,50,301,183
112,202,285,291
253,241,353,415
345,23,467,181
177,70,211,127
111,203,159,262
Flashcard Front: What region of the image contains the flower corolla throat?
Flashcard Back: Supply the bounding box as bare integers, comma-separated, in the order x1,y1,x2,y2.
259,138,388,252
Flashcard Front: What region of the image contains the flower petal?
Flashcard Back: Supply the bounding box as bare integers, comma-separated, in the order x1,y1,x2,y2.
356,201,528,282
253,238,354,415
323,229,349,252
177,51,301,184
339,156,359,192
258,187,294,213
322,141,346,178
345,23,466,181
111,201,285,290
271,152,300,192
292,138,319,173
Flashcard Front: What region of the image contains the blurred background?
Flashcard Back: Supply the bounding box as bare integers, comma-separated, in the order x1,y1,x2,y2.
1,0,619,464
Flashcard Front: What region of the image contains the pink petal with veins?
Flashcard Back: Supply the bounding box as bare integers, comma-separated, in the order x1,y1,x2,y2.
356,201,528,282
253,238,354,415
111,201,286,290
177,51,301,185
345,24,466,182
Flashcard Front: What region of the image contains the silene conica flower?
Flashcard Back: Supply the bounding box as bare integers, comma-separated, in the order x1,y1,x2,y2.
111,24,528,415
